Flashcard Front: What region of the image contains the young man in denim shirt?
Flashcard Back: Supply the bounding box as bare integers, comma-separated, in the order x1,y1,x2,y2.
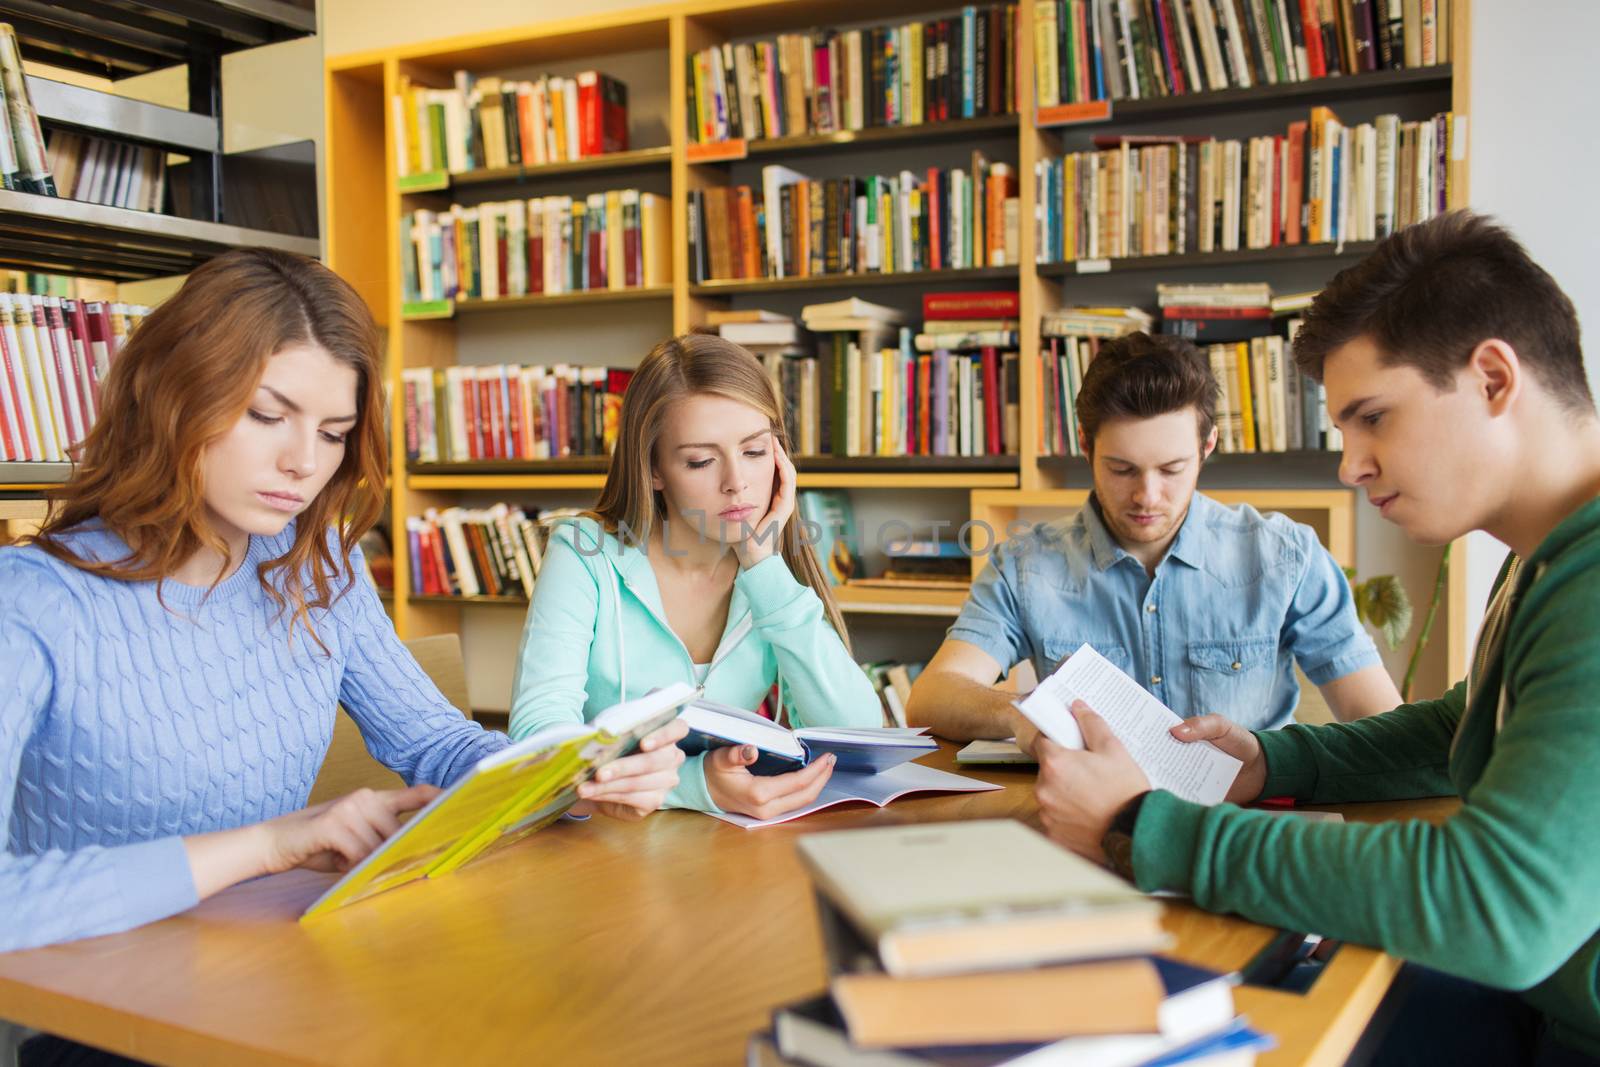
906,332,1401,741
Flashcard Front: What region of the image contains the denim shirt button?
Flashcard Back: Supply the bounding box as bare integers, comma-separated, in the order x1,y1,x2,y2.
1231,661,1242,671
1151,674,1162,685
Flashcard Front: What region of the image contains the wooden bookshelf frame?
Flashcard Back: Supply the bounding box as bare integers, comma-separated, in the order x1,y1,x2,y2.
326,0,1471,669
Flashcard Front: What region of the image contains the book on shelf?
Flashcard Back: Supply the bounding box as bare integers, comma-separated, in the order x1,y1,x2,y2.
717,318,803,347
1033,0,1449,110
405,503,571,600
802,298,906,324
686,7,1019,146
847,577,972,591
358,525,394,593
1014,643,1242,805
0,294,148,464
1034,106,1456,264
0,25,54,195
706,307,790,325
400,363,632,463
860,659,923,728
400,189,670,304
923,289,1018,320
392,68,629,177
678,699,937,775
44,131,167,213
0,272,118,302
301,682,697,920
799,489,862,586
797,818,1169,978
688,157,1019,283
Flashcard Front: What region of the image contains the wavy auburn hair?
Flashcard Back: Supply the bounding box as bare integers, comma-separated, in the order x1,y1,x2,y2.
30,248,387,641
591,331,852,652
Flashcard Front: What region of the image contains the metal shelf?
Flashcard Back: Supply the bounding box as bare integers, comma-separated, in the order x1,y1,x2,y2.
0,460,71,487
28,75,218,153
0,189,320,281
3,0,317,80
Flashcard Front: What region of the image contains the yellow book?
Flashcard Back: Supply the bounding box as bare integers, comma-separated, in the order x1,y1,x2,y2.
606,189,625,291
639,192,672,288
400,76,423,176
300,682,697,920
1234,341,1256,453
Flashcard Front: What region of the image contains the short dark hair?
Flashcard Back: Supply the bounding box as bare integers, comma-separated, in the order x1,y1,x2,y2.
1293,211,1592,413
1074,331,1219,449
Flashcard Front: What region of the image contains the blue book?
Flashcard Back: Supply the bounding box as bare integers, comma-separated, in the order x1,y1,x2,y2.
678,699,935,776
962,6,977,118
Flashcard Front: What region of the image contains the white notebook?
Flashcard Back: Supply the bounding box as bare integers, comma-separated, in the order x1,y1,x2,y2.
1014,644,1242,805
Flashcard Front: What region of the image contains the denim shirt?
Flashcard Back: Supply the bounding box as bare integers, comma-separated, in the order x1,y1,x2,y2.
948,492,1381,730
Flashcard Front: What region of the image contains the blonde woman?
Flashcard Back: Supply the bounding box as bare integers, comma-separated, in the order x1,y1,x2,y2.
509,333,883,821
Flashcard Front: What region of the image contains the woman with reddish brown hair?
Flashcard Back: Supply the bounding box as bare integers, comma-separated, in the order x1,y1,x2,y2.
0,249,687,962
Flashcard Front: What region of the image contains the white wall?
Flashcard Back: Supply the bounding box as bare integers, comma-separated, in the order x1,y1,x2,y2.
1456,0,1600,642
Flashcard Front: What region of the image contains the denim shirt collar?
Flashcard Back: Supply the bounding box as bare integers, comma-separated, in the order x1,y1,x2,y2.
1081,493,1210,573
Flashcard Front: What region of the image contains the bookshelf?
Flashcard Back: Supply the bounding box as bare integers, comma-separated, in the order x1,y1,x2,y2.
325,0,1473,703
0,1,321,493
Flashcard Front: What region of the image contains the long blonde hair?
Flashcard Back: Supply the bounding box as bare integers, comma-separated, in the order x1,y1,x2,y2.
592,331,852,652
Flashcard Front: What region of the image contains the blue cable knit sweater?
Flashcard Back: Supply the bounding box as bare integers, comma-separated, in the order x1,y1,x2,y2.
0,522,508,952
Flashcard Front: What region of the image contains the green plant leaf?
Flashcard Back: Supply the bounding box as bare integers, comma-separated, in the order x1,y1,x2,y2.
1360,575,1414,650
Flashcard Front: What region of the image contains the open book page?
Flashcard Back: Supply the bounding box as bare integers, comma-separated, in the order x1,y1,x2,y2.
1015,644,1241,805
708,763,999,829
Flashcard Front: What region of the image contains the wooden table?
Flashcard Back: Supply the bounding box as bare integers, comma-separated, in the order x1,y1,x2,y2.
0,746,1458,1067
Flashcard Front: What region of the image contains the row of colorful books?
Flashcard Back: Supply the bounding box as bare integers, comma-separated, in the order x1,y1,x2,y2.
0,295,149,463
392,69,628,177
1035,286,1340,456
719,297,1021,459
1034,106,1455,262
686,6,1020,146
1036,0,1450,109
44,130,167,213
400,364,632,464
400,191,671,304
688,159,1019,283
404,503,575,599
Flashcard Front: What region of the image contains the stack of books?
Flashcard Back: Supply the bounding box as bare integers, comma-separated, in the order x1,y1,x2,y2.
1037,305,1153,457
752,819,1270,1066
0,294,150,464
1157,283,1338,453
1034,106,1457,263
401,190,670,304
685,6,1019,145
1034,0,1451,109
859,660,923,729
392,69,628,176
688,156,1019,283
399,363,633,463
405,503,579,600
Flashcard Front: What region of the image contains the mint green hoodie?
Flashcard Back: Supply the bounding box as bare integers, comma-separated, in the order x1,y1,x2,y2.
508,517,883,811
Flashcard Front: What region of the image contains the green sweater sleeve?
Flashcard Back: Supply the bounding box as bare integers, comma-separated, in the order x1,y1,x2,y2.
734,555,882,729
1133,610,1600,993
1256,682,1464,802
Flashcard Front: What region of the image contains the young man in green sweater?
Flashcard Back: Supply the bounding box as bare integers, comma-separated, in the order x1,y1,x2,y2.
1031,211,1600,1065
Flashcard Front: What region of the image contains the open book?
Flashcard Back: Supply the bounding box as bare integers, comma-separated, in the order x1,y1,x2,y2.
710,762,999,829
1013,644,1241,805
678,699,936,775
301,682,697,920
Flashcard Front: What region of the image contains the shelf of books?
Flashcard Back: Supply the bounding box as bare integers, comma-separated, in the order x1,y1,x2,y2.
328,0,1470,682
